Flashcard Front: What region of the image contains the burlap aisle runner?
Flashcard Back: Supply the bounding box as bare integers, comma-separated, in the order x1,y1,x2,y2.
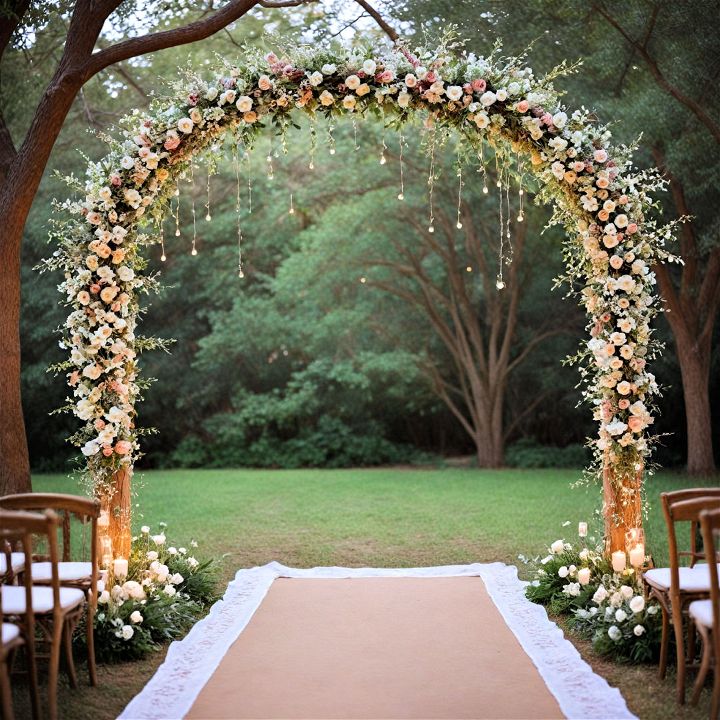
118,563,636,720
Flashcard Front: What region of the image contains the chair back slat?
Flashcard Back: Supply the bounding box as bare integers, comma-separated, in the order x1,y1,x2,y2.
661,489,720,593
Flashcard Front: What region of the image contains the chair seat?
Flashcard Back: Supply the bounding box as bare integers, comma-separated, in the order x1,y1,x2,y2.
1,585,85,615
689,599,714,629
0,552,25,576
644,565,715,593
31,561,93,584
1,622,20,645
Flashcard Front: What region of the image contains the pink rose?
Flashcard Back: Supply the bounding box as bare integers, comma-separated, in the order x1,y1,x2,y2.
628,416,644,433
540,112,553,126
618,195,628,205
69,371,80,387
377,70,394,83
90,283,101,294
425,71,437,83
102,445,114,457
94,419,106,431
618,399,630,410
626,223,638,234
593,149,608,163
164,135,181,151
516,100,529,113
110,174,122,186
115,440,133,455
471,78,486,92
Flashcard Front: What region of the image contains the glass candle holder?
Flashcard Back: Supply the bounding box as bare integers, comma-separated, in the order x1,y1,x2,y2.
625,528,646,568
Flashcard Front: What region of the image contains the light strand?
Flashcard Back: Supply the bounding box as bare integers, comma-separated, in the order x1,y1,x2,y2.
234,143,244,278
427,130,436,233
353,117,359,151
190,162,197,256
159,219,166,262
205,165,212,221
174,185,181,237
288,192,295,215
245,147,253,214
455,146,464,230
496,175,505,289
327,123,336,155
397,131,405,200
309,123,316,170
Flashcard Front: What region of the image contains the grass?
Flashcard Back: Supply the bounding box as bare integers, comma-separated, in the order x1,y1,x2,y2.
11,466,720,719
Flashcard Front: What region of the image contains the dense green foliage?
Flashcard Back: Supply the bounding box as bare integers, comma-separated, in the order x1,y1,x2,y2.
11,1,719,472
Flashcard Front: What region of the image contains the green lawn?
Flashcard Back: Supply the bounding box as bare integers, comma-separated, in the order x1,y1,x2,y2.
18,467,720,719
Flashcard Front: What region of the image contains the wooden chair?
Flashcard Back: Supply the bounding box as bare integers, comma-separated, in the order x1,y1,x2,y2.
689,507,720,717
0,512,44,720
643,489,720,704
0,509,86,720
0,492,100,688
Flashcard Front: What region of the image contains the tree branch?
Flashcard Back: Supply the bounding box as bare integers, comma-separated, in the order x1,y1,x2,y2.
594,2,720,145
0,0,30,58
353,0,399,42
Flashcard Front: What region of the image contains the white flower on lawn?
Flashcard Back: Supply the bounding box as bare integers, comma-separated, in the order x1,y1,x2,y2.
647,604,659,615
550,539,565,554
130,610,143,624
558,566,569,578
167,546,178,556
98,590,110,604
141,526,150,534
608,625,622,641
592,585,608,604
615,609,627,622
163,584,176,597
171,573,184,585
121,625,134,640
620,585,634,600
152,533,166,546
633,624,646,636
187,557,199,569
146,550,158,561
563,582,581,597
629,595,645,613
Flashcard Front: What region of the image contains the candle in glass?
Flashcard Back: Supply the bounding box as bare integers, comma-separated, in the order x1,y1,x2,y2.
629,543,645,568
578,522,588,538
611,550,627,573
113,557,128,579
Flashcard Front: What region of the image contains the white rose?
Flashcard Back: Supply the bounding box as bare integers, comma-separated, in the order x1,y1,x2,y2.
558,566,569,578
446,85,463,101
615,608,627,622
177,117,193,134
121,624,134,640
633,624,646,636
163,584,176,597
397,91,411,108
130,610,143,624
98,590,110,604
171,573,184,585
235,96,253,113
152,533,166,546
342,95,357,110
319,90,334,106
629,595,645,613
592,585,608,604
608,625,622,641
187,557,199,569
321,63,336,74
620,585,634,599
480,91,496,106
81,440,100,456
552,111,567,129
120,156,134,170
577,567,591,585
308,71,323,86
362,59,376,75
550,539,565,554
167,546,178,556
345,75,360,90
117,266,134,282
205,86,219,101
141,525,150,534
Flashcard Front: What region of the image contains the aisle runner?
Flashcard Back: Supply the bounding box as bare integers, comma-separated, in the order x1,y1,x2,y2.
119,563,636,720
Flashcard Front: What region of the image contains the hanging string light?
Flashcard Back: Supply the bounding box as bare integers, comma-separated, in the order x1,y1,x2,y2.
516,154,525,222
327,123,336,155
504,175,514,266
427,130,436,233
234,142,244,278
174,184,181,237
455,146,464,230
190,161,198,256
353,117,359,151
309,123,316,170
379,129,387,165
496,171,505,289
244,146,253,214
205,164,212,222
159,218,166,262
477,140,489,195
288,192,295,215
397,131,405,200
266,135,275,180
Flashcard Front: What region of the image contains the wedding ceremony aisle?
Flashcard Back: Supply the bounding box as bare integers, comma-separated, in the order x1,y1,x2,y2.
120,563,635,720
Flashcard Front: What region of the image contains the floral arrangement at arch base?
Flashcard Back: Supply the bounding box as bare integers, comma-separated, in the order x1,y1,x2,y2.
75,523,220,662
523,522,662,663
44,30,681,547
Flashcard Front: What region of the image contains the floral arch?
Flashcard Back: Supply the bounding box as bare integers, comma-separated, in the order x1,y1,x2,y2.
49,35,678,561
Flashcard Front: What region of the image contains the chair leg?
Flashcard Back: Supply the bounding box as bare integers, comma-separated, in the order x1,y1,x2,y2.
86,599,97,687
1,658,15,720
47,620,64,720
691,625,711,706
712,655,720,720
671,601,687,704
63,620,78,689
24,633,40,720
659,603,670,679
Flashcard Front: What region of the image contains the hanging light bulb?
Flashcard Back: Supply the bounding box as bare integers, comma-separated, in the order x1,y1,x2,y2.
238,268,245,278
205,213,212,222
482,185,489,194
466,266,472,273
309,161,315,170
428,224,435,233
161,253,167,262
496,277,506,290
517,213,524,222
496,179,502,188
397,192,404,200
379,153,387,165
191,247,198,256
329,147,336,155
175,228,181,237
456,221,463,229
289,193,295,215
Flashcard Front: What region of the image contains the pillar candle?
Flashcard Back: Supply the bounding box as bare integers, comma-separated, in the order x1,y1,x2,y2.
113,557,129,579
629,544,645,568
611,550,627,573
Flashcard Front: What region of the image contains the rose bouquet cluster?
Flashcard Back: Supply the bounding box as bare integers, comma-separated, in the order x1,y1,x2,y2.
83,523,219,662
524,523,661,663
45,30,677,493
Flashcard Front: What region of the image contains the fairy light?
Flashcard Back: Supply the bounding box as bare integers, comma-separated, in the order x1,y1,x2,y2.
245,148,253,214
174,187,181,237
478,141,489,194
455,150,464,230
397,132,405,200
309,123,316,170
190,161,198,256
353,117,359,151
289,192,295,215
328,124,336,155
379,130,387,165
159,219,166,262
427,131,436,233
496,173,504,289
205,165,212,222
234,143,244,278
266,135,275,180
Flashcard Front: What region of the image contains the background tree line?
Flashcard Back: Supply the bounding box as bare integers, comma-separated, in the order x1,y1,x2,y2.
6,0,719,476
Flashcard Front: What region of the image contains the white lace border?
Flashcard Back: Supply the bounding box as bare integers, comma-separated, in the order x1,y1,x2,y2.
118,562,636,720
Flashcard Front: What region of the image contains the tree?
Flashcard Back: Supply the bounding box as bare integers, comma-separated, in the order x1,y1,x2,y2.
0,0,395,495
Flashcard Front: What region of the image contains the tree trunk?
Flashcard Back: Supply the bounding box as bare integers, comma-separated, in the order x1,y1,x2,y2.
603,459,643,555
675,339,715,475
0,71,84,495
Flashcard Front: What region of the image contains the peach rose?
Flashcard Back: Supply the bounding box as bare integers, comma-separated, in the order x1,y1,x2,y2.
628,416,644,433
516,100,529,113
618,399,630,410
115,440,133,455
